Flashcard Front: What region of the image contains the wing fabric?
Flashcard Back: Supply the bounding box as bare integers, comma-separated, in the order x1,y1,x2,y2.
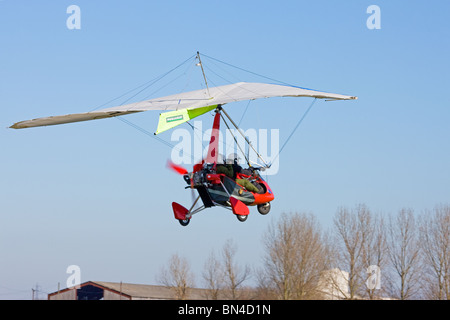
9,110,142,129
154,105,218,135
10,82,357,129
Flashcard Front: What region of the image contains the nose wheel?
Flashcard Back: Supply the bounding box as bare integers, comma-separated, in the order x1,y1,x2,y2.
179,218,190,227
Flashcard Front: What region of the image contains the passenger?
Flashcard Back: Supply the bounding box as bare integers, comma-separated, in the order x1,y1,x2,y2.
217,153,261,194
236,177,260,193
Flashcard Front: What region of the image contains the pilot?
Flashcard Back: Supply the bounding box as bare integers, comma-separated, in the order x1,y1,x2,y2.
226,153,242,178
216,153,234,178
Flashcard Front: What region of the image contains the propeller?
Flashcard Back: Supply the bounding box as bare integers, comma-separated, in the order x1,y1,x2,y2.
167,160,199,212
167,160,188,175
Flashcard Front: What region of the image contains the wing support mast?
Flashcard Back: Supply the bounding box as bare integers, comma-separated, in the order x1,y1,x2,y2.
217,105,270,169
196,51,211,98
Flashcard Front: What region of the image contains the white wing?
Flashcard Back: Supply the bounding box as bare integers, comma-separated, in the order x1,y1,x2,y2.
10,82,357,129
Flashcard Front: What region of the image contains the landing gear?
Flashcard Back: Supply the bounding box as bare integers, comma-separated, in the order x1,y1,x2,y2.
236,215,248,222
179,218,190,227
257,202,271,215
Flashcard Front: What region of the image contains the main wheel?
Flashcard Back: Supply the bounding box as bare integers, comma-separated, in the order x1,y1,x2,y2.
179,218,190,227
257,202,271,215
236,215,248,222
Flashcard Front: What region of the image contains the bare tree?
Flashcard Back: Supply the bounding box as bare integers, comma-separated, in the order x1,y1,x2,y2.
157,253,195,300
362,212,387,299
333,204,374,299
260,213,298,300
386,208,422,300
221,239,251,300
202,250,224,300
260,212,330,300
419,205,450,300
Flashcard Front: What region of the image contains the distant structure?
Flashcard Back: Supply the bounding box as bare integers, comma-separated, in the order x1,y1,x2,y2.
317,268,350,300
48,281,209,300
48,268,390,300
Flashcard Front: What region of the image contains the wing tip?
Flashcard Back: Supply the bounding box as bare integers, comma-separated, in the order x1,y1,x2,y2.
9,123,22,129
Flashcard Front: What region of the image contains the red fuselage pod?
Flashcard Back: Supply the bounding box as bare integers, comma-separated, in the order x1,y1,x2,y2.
250,179,275,206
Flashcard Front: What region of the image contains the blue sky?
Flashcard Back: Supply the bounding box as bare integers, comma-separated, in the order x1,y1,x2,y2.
1,1,450,299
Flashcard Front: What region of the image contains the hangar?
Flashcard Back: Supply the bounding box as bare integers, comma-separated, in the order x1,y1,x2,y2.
48,281,207,300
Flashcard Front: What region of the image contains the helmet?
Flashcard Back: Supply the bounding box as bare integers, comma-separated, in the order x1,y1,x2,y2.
226,153,241,164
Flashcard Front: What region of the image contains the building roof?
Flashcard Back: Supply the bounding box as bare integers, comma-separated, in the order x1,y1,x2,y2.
48,281,209,300
94,281,174,300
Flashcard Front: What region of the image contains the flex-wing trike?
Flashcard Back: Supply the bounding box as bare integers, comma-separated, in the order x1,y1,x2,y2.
169,106,274,226
9,53,357,226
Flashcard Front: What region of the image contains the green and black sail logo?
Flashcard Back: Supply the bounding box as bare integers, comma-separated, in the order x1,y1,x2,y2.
166,115,184,123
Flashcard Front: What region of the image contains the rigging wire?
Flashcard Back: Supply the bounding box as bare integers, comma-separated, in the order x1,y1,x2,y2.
201,53,294,86
138,71,189,102
203,64,235,85
200,54,317,170
238,100,252,127
89,54,196,112
202,55,244,84
98,53,197,161
268,98,318,168
96,52,317,171
116,117,195,162
220,113,250,166
118,54,197,106
185,120,205,163
221,107,270,168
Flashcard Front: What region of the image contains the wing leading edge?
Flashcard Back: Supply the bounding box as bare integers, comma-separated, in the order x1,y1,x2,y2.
10,82,357,130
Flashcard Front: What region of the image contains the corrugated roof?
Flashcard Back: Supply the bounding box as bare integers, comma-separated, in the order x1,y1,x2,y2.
93,281,175,300
49,281,209,300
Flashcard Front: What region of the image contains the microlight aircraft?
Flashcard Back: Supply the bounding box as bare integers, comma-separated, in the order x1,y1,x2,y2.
10,53,357,226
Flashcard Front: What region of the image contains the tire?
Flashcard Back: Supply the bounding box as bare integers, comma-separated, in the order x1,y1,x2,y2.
179,219,190,227
257,202,271,215
236,215,248,222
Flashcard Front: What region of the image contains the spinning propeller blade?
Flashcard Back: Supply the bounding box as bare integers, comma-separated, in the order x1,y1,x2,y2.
167,161,188,175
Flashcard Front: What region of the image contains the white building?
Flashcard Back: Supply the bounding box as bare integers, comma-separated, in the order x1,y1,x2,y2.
317,268,350,300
